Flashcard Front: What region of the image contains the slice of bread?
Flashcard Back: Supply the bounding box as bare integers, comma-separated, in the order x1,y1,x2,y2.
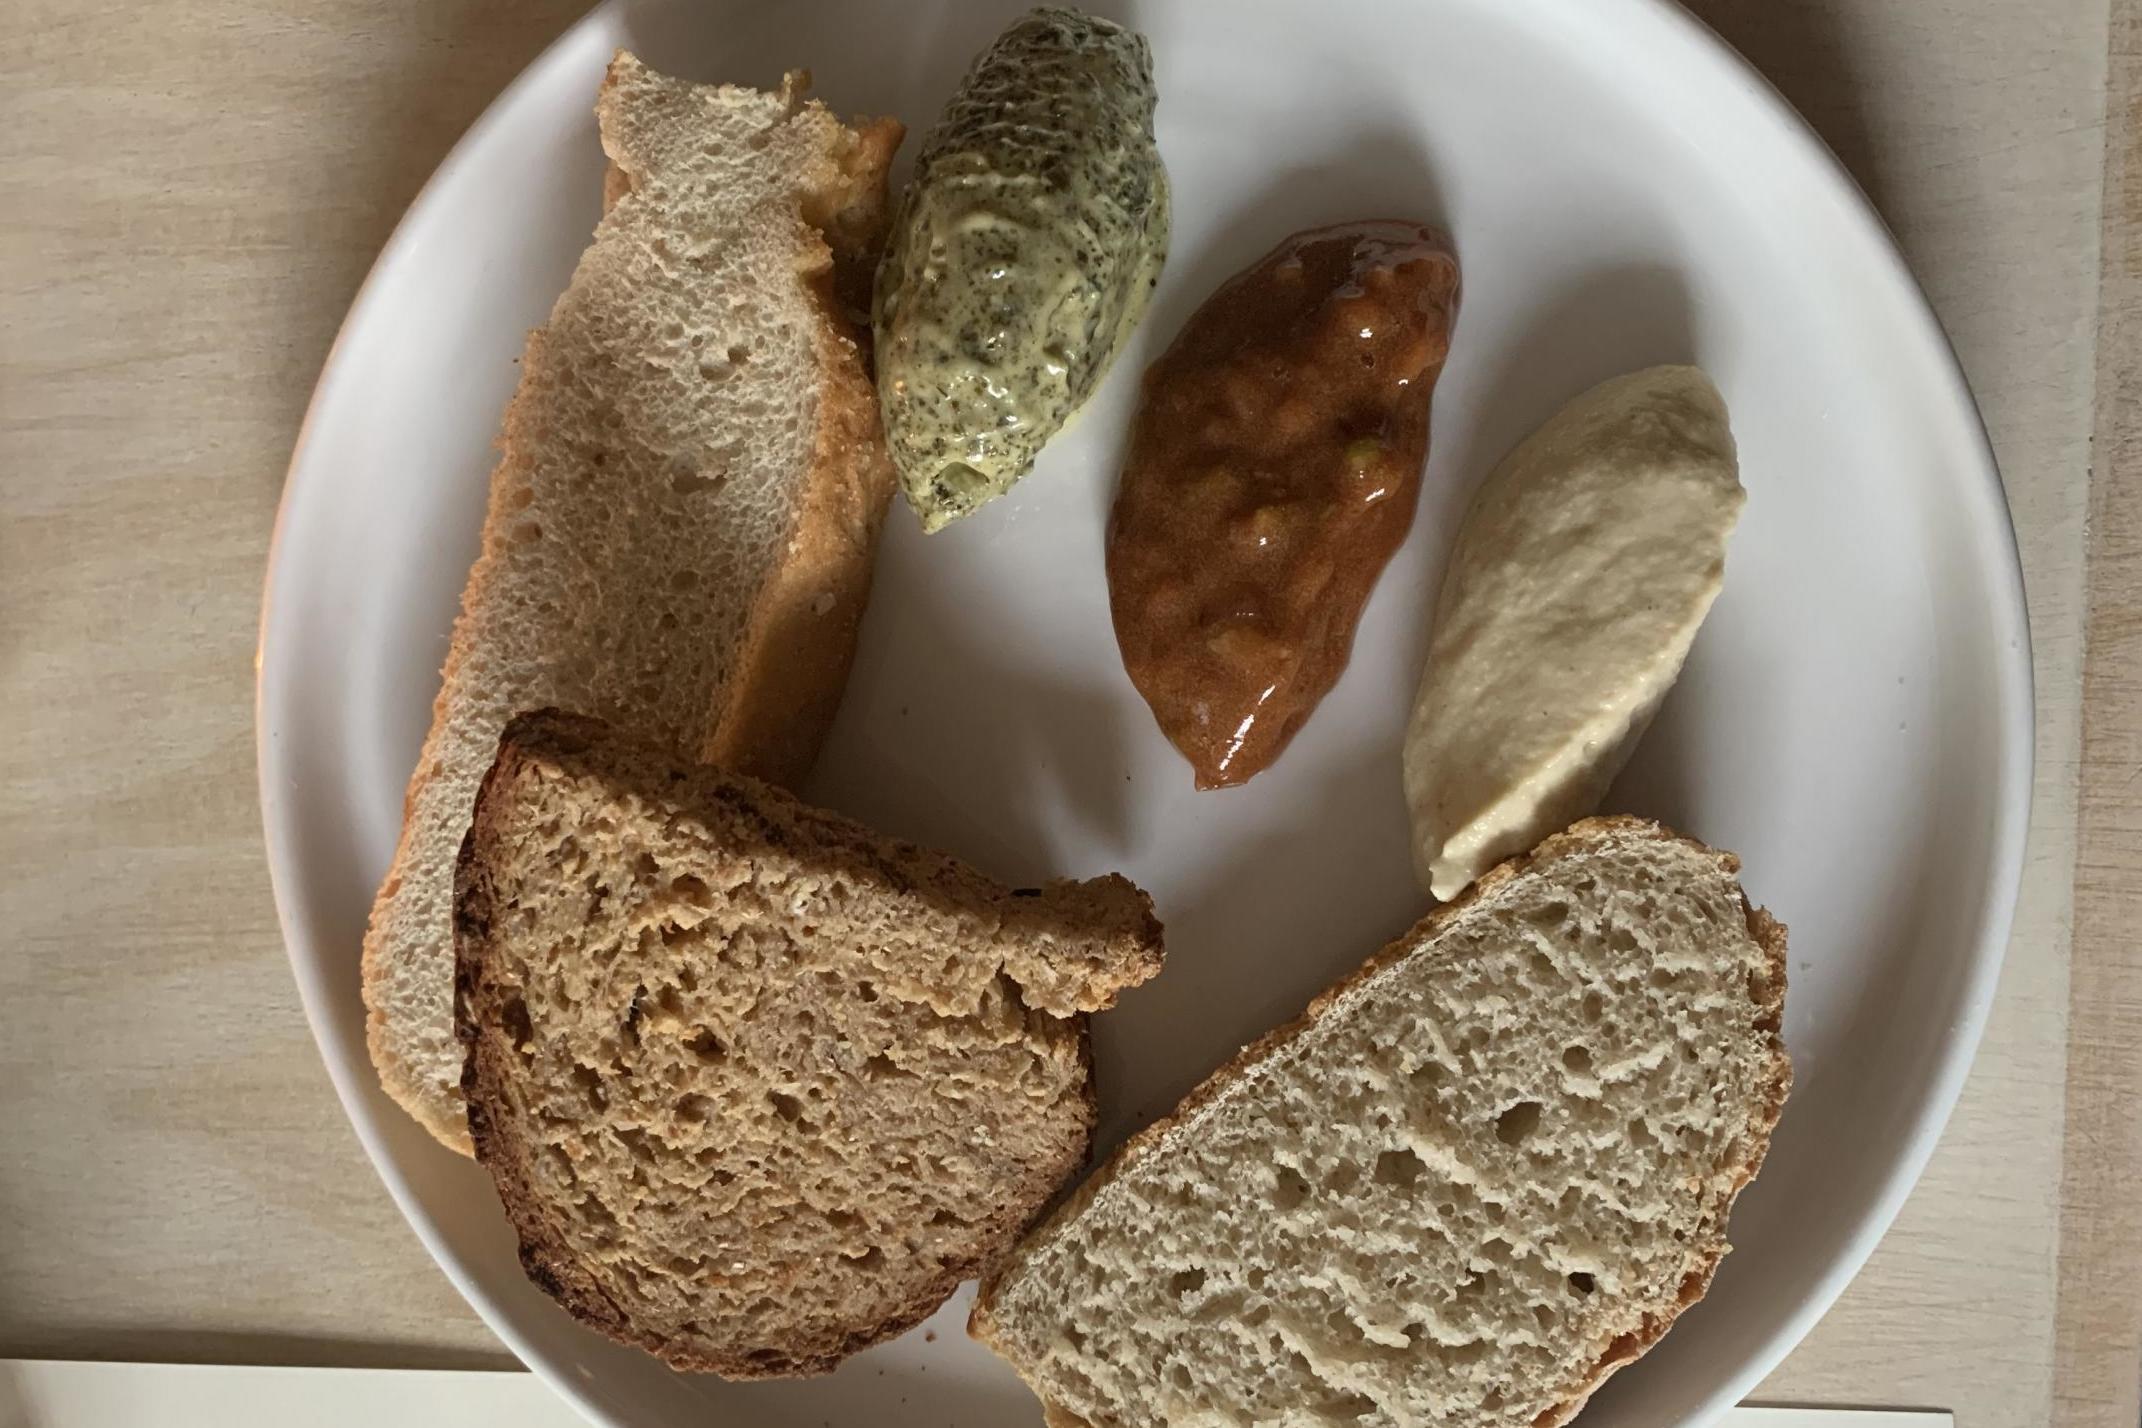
971,817,1789,1428
364,54,903,1153
454,710,1166,1376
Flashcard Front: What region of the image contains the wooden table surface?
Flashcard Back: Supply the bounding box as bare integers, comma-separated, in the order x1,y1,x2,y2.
2,1,2136,1424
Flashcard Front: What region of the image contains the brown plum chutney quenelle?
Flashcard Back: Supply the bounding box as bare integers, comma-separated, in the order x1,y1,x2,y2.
1106,221,1460,788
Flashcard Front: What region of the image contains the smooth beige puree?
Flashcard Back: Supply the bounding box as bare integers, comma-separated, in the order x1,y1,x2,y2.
1403,365,1743,899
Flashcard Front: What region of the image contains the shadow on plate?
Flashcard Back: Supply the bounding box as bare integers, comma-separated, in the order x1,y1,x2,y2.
1439,261,1697,509
1089,741,1425,1155
1677,1,1890,217
1140,128,1452,348
708,1291,1042,1428
806,553,1139,886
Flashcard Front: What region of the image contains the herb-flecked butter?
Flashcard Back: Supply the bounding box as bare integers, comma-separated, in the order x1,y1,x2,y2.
873,7,1170,532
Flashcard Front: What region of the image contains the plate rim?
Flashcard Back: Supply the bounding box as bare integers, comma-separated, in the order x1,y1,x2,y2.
255,1,2036,1423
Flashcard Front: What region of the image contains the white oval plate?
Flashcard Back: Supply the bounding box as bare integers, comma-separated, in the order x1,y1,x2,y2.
258,1,2032,1424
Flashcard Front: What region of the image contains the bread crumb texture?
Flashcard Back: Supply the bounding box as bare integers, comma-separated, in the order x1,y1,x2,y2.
456,712,1163,1376
975,817,1788,1428
362,53,901,1152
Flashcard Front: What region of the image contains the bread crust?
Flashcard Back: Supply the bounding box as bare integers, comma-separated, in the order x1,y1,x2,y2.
971,815,1792,1425
362,59,902,1154
456,710,1156,1376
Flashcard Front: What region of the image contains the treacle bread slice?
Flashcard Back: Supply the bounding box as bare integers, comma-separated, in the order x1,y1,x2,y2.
455,710,1165,1376
364,54,903,1152
972,816,1788,1428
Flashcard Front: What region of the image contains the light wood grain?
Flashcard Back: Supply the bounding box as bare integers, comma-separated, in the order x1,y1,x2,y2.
2053,0,2142,1421
0,0,590,1369
0,0,2119,1421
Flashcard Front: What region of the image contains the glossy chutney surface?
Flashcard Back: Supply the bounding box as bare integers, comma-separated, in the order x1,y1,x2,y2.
1107,222,1460,788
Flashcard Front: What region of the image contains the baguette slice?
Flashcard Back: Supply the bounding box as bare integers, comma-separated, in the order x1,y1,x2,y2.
364,53,903,1152
972,817,1789,1428
454,710,1166,1376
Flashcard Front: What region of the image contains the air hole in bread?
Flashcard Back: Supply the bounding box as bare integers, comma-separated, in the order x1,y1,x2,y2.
1495,1101,1542,1145
727,344,751,365
671,875,712,907
684,1028,725,1064
674,1093,710,1123
769,1090,804,1123
863,1052,903,1081
512,521,542,546
1581,990,1606,1023
500,996,534,1054
1562,1045,1592,1074
569,1063,605,1111
1272,1164,1311,1211
1567,1271,1596,1295
856,980,878,1003
1167,1268,1206,1298
672,469,725,497
1374,1147,1426,1189
1527,901,1569,928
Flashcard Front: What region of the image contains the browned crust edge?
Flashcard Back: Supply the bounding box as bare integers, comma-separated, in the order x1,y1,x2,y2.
970,814,1794,1427
361,58,902,1155
453,711,1127,1377
694,97,904,789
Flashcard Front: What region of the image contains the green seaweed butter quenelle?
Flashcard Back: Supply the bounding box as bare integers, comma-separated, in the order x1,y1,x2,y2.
873,7,1170,532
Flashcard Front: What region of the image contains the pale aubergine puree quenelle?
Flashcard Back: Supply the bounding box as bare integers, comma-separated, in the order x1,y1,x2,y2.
1107,222,1461,789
